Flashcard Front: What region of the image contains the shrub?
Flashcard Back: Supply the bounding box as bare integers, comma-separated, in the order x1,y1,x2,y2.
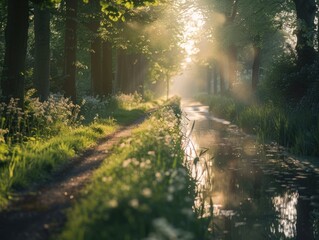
0,90,83,144
257,54,296,105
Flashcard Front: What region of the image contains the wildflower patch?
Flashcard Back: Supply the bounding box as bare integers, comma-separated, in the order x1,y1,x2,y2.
60,104,206,240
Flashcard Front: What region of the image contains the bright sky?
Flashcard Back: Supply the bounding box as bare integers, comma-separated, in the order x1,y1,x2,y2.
177,0,205,68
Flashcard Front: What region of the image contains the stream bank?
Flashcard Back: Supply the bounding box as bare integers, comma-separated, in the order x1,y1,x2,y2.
182,99,319,240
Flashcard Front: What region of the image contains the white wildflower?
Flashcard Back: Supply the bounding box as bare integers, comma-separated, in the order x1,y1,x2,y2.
108,199,118,208
129,198,139,208
142,188,152,198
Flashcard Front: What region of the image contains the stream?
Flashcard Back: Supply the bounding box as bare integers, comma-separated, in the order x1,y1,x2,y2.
182,100,319,240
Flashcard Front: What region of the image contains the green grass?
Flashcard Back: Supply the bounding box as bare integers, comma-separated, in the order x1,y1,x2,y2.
59,103,209,240
195,93,246,121
0,120,119,209
0,93,157,209
196,93,319,156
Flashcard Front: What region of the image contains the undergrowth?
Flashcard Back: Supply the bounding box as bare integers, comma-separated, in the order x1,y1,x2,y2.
59,102,210,240
196,93,319,156
0,91,152,209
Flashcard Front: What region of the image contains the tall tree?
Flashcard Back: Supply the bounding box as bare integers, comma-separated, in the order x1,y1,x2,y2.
0,1,7,73
101,41,113,95
64,0,78,101
206,66,212,94
130,54,147,94
34,3,51,101
293,0,317,66
89,18,113,96
117,48,129,93
251,47,261,92
226,0,239,90
116,50,147,94
76,0,157,98
90,20,103,96
213,63,218,94
1,0,29,106
252,37,261,92
211,0,239,91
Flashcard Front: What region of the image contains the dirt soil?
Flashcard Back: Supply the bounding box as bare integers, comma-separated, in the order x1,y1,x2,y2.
0,116,147,240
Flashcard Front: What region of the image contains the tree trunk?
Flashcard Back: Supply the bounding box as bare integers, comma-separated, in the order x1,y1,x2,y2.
117,49,133,94
252,45,261,92
137,55,147,96
131,54,144,93
213,63,218,94
102,41,113,95
293,0,316,66
116,51,147,95
117,48,126,93
166,75,169,100
90,22,102,96
317,10,319,52
34,4,50,101
64,0,77,102
131,55,137,93
219,62,225,94
1,0,29,107
206,66,212,94
131,54,147,96
127,54,135,93
228,44,237,90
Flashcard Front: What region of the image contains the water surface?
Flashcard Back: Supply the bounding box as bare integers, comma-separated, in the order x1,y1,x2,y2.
182,100,319,240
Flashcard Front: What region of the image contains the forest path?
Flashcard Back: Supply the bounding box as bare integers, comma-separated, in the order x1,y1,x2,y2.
0,114,149,240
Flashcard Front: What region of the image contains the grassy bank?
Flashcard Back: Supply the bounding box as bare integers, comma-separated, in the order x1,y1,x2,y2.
196,94,319,156
59,102,209,240
0,93,153,209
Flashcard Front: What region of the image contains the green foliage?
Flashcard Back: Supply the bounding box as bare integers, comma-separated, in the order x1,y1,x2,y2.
238,103,319,156
204,0,287,55
99,0,159,21
198,94,319,156
0,91,147,146
0,120,117,208
257,55,295,105
80,93,146,124
258,54,319,107
60,103,207,240
0,93,151,209
196,93,245,120
0,90,83,144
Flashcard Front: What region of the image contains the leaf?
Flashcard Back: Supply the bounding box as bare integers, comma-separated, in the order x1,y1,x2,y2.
124,1,134,9
187,121,195,139
199,148,209,156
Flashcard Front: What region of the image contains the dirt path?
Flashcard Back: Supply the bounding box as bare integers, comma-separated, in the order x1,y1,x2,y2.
0,115,147,240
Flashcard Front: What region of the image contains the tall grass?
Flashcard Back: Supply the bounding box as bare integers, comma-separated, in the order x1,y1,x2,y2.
59,103,210,240
0,91,83,146
196,94,245,121
196,94,319,156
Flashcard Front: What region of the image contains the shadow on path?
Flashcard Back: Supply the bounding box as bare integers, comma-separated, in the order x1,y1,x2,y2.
0,115,148,240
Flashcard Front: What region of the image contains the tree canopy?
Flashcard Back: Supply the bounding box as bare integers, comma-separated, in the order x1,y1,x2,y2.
0,0,318,104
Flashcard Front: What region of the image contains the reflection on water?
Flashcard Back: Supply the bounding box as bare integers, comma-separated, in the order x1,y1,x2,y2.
272,192,298,238
182,100,319,240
